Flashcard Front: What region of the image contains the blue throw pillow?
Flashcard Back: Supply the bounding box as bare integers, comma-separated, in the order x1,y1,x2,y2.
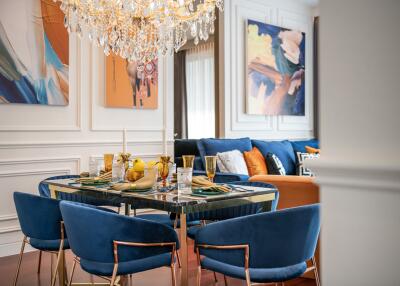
197,138,252,170
252,140,296,175
291,139,320,154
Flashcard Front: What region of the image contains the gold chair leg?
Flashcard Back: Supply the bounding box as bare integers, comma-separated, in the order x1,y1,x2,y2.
67,258,77,286
110,264,118,286
51,241,65,286
245,269,251,286
312,257,321,286
196,265,201,286
13,236,27,286
223,274,228,286
50,253,54,281
171,261,177,286
37,250,42,274
176,251,181,268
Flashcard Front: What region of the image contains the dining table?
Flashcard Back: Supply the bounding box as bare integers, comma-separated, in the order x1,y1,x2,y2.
44,178,277,286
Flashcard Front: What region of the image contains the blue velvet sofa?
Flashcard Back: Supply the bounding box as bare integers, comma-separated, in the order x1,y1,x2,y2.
174,138,319,183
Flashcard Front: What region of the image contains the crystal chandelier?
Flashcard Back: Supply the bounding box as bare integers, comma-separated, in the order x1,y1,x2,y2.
59,0,224,69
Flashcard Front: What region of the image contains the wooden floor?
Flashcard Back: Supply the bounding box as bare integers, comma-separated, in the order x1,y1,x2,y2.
0,240,316,286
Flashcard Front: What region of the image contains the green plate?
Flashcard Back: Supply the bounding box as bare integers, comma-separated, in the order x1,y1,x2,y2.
122,188,153,193
80,181,110,186
192,188,225,196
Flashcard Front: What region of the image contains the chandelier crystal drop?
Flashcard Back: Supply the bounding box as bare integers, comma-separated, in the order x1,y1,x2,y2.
58,0,224,70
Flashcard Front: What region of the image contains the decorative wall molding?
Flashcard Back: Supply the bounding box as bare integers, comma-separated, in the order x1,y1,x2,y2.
0,214,18,222
0,168,72,178
90,153,158,160
0,140,174,150
0,156,81,167
0,226,20,235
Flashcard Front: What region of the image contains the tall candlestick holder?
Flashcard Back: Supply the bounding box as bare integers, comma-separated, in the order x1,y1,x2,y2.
117,152,131,173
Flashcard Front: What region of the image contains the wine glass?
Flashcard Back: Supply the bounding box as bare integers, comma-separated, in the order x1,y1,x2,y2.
182,155,195,169
205,156,217,183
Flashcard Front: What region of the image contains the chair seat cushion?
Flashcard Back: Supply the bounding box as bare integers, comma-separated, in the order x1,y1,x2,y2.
80,253,172,276
30,238,70,251
201,257,307,283
136,214,200,229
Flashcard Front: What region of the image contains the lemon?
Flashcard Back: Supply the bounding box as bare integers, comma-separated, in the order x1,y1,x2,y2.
133,158,145,172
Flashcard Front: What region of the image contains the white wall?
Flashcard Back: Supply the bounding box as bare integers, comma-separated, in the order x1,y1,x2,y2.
312,0,400,284
221,0,315,140
0,33,174,257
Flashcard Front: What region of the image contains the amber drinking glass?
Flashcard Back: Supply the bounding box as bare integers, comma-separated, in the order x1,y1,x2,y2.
182,155,195,169
205,156,217,183
158,155,172,187
104,154,114,172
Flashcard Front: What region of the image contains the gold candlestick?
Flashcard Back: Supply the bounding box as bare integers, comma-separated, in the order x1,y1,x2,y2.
118,152,131,173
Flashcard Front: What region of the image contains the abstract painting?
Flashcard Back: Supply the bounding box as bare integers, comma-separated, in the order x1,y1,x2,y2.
105,54,158,109
246,19,305,116
0,0,69,105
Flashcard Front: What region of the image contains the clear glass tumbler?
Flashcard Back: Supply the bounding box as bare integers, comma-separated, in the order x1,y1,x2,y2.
177,167,193,195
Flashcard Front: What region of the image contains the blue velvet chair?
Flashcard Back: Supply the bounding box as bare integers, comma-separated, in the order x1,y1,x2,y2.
60,201,180,286
13,192,69,286
39,175,122,209
195,204,321,286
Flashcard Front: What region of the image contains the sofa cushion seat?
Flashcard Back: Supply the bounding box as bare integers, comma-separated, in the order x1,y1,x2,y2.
251,140,296,175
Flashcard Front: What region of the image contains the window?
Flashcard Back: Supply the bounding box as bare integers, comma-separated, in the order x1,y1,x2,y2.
185,42,215,139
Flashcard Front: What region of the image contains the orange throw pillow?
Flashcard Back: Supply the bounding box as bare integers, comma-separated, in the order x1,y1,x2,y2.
243,147,268,176
305,146,321,154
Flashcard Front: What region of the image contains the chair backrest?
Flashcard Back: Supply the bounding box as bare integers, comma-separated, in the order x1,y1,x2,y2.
196,204,320,269
14,192,63,240
60,201,179,264
187,181,279,221
38,175,80,197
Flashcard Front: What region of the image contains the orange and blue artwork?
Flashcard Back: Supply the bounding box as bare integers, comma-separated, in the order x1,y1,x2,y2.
0,0,69,105
246,19,305,116
105,54,158,109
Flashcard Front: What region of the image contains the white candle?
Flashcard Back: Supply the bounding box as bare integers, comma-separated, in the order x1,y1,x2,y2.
163,129,167,155
123,128,127,154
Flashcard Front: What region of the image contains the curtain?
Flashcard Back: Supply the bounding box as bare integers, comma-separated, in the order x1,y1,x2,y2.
185,42,215,139
174,51,188,139
313,16,320,139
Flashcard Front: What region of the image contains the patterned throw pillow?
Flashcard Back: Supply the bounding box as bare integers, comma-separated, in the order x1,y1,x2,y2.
243,147,268,176
297,152,320,176
265,153,286,175
216,150,249,175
